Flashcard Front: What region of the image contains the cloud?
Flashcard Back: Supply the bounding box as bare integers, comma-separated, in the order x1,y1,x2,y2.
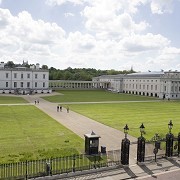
121,33,170,52
67,31,96,53
82,2,149,39
64,12,75,17
150,0,173,14
45,0,85,6
0,8,66,63
0,0,179,72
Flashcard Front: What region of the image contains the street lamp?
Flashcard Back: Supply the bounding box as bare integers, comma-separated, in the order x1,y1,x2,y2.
124,124,129,138
137,123,146,163
166,120,174,157
168,120,173,134
140,123,145,137
121,124,130,165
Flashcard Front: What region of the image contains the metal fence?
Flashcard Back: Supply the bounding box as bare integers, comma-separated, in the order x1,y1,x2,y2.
0,149,121,179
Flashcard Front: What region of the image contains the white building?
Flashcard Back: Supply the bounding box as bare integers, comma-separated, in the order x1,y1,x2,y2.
92,71,180,100
0,62,51,94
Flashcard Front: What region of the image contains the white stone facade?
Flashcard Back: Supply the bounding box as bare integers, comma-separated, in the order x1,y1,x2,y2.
0,62,51,94
92,71,180,100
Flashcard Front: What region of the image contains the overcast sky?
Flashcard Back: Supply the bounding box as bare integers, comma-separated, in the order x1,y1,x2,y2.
0,0,180,72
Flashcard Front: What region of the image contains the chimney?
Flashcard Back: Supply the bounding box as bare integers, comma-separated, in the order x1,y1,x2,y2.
0,62,5,69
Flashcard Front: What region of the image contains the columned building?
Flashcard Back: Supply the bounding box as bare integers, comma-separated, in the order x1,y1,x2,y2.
0,62,51,94
49,80,110,89
92,71,180,100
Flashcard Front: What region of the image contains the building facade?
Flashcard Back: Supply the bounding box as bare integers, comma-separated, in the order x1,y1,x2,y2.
0,62,51,94
92,71,180,100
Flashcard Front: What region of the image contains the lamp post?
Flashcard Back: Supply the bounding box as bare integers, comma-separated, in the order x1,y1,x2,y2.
137,123,146,163
168,120,173,134
166,120,174,157
121,124,130,165
140,123,145,137
124,124,129,139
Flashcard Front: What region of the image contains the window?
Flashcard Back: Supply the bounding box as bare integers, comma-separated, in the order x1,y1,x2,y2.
27,82,30,88
35,82,37,87
6,82,8,87
35,74,38,79
21,82,23,88
43,74,46,79
6,73,9,78
155,85,157,90
14,73,17,78
175,86,177,92
21,74,23,79
14,82,17,88
27,74,30,78
151,85,153,90
43,82,45,87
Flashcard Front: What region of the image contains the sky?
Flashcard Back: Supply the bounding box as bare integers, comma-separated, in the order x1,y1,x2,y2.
0,0,180,72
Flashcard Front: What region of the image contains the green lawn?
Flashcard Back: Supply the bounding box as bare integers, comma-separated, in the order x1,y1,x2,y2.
0,105,84,163
67,101,180,140
0,96,28,104
42,90,158,102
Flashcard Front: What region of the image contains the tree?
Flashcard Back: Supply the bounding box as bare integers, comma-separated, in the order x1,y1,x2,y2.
42,65,48,69
5,61,15,68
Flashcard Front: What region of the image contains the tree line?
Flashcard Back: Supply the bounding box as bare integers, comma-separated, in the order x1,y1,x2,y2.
4,61,136,81
49,67,135,80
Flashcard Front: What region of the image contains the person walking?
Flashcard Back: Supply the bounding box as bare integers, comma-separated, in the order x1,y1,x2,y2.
60,105,62,112
67,106,69,113
57,105,59,112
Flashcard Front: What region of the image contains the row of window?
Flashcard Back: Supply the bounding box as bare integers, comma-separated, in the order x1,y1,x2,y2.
5,82,46,88
124,84,158,91
164,86,180,92
5,73,46,79
125,79,158,82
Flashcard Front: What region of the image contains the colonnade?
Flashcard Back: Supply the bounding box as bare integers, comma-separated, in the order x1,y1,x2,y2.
49,80,110,89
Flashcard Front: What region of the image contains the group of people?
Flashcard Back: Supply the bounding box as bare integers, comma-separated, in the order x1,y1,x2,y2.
34,99,39,104
57,105,69,113
57,105,62,112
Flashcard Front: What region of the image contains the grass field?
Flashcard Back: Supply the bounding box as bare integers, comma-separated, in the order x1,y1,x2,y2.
0,105,84,163
0,96,28,104
67,101,180,140
0,91,179,163
42,90,158,102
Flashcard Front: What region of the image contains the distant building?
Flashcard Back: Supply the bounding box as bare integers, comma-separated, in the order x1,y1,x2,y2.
0,61,51,94
92,71,180,99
